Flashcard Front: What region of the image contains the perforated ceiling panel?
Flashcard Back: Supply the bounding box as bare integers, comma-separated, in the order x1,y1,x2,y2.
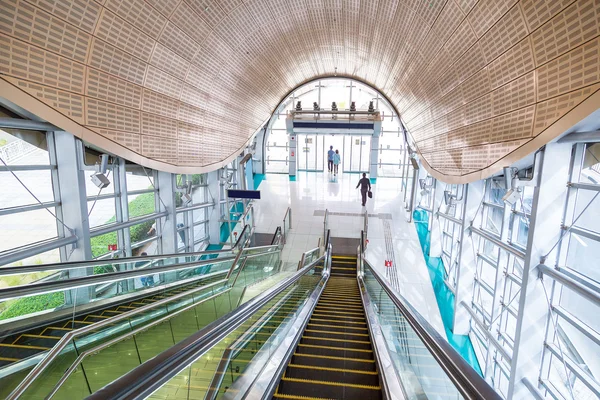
0,0,598,180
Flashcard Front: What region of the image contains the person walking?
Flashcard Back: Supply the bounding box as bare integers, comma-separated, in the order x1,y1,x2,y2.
327,145,334,173
333,149,341,175
356,173,372,206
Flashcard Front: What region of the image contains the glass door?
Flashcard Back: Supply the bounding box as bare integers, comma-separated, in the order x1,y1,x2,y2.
343,135,370,173
298,134,323,171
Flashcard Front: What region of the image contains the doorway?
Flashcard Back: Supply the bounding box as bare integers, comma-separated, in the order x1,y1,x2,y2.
297,134,370,173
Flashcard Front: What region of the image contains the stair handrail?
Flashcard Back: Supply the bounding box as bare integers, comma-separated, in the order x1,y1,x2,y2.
361,258,501,400
85,255,328,400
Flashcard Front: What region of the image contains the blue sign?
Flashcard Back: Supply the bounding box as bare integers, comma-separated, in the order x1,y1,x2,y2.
227,189,261,199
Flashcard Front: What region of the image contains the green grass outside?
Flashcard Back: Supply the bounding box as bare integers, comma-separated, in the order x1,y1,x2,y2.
0,191,157,320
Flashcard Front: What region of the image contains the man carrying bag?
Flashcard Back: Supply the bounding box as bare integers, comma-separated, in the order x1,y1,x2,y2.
356,173,372,206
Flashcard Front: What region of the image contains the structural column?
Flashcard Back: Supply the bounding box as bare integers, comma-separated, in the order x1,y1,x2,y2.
157,171,177,254
508,143,572,399
454,180,484,334
53,131,93,304
207,169,222,245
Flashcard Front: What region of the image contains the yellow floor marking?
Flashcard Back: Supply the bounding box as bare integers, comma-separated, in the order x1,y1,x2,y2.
281,377,380,390
331,256,357,260
297,343,373,353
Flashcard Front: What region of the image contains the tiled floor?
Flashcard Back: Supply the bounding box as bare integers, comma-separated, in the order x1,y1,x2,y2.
252,171,446,336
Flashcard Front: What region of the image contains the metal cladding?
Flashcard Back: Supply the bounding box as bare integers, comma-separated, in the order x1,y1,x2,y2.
0,0,598,181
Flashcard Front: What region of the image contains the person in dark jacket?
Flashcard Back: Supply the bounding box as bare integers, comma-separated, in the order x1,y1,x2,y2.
356,173,372,206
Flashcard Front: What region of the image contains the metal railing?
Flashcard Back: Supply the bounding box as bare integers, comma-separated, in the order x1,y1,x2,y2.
323,209,329,244
360,257,501,400
282,207,292,243
86,253,330,400
4,245,279,399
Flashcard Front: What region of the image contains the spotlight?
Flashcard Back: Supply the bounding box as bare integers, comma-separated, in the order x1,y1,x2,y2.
443,190,454,206
90,154,110,189
295,101,302,111
313,102,319,111
331,102,338,111
368,101,375,112
502,188,521,205
350,101,356,112
181,182,193,205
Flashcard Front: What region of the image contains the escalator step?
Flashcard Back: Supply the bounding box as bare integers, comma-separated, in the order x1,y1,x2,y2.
314,308,364,317
64,320,94,329
0,344,49,359
310,313,365,323
13,334,61,348
317,302,363,310
286,364,379,386
307,323,368,334
309,317,366,327
273,393,331,400
277,376,381,400
41,327,72,337
0,357,19,368
296,343,373,360
291,353,376,372
300,336,372,351
303,329,368,342
84,315,111,323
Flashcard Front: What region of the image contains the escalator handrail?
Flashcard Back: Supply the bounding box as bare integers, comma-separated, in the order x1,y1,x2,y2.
0,248,234,276
362,259,501,400
46,286,232,399
271,226,282,245
6,276,229,400
0,255,237,302
87,255,327,400
233,224,251,249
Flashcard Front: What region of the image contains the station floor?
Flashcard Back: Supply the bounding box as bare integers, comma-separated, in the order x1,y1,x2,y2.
252,171,446,336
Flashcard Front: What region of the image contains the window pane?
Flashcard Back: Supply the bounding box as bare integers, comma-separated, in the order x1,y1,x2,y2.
0,131,50,166
130,220,156,246
0,170,56,207
91,231,119,259
128,193,156,218
0,209,58,253
87,198,116,228
566,232,600,284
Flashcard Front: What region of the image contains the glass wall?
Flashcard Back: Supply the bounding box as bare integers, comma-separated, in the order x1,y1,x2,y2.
264,78,407,176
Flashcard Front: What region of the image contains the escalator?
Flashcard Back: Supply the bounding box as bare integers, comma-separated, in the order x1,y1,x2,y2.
64,231,501,400
274,273,382,399
0,270,223,368
0,238,288,399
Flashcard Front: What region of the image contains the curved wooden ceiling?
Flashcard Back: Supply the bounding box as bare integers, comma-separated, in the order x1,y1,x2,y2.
0,0,598,181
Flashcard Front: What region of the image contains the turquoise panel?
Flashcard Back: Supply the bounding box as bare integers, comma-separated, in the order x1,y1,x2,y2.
413,209,483,376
